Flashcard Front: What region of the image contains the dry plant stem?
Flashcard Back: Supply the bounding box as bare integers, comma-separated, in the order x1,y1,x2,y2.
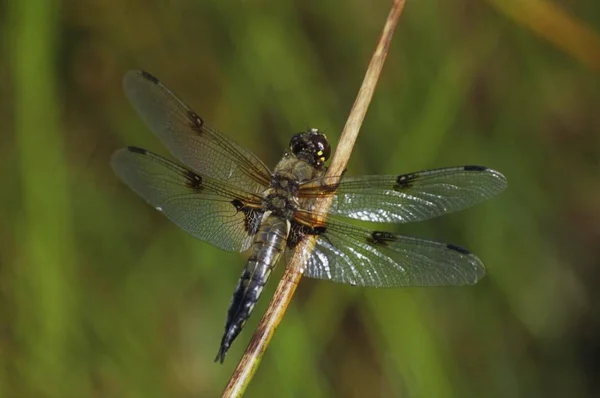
221,1,407,397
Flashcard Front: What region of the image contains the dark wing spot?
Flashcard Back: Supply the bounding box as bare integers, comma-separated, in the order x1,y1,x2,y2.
231,199,244,211
287,224,306,249
140,71,159,84
446,243,471,255
185,170,203,190
287,222,326,249
231,199,263,235
313,226,326,235
187,110,204,132
463,165,488,172
394,173,416,190
367,231,396,246
127,146,147,155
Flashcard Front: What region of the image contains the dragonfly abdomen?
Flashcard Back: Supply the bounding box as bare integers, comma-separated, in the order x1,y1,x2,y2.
215,213,290,363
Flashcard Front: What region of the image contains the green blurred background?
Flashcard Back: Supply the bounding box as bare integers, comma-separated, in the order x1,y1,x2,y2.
3,0,600,396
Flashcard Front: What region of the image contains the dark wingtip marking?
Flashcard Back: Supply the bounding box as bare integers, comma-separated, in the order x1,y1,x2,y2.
140,70,159,84
447,243,471,255
464,165,488,172
127,146,147,154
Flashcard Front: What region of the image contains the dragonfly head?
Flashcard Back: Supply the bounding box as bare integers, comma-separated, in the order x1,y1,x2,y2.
289,128,331,169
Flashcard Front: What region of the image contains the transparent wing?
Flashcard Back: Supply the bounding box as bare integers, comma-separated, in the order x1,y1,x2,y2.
111,147,265,252
298,166,507,223
123,70,272,194
289,215,485,287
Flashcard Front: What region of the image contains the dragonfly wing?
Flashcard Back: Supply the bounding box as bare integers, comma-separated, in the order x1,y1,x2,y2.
123,70,272,194
288,215,485,287
111,147,265,252
299,166,507,223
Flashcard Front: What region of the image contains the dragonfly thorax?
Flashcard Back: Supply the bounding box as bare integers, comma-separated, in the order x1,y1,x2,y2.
264,175,300,219
265,150,325,219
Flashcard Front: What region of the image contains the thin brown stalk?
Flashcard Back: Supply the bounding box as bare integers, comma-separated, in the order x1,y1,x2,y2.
221,1,407,396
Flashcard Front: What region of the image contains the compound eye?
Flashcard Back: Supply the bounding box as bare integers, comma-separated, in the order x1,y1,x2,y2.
289,134,306,155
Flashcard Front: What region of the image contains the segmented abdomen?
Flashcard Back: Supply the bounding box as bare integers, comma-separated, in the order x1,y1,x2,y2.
214,213,290,363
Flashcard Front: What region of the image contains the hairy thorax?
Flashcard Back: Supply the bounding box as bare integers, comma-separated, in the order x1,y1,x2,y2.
263,154,324,219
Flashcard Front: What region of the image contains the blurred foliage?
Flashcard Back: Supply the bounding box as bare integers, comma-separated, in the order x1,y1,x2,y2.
2,0,600,397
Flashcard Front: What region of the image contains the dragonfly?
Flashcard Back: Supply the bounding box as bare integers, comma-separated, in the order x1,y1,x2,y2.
111,70,507,364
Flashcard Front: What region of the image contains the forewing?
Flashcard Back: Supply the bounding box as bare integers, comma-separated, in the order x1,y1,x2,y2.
299,166,507,223
289,215,485,287
123,70,272,193
111,147,264,252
